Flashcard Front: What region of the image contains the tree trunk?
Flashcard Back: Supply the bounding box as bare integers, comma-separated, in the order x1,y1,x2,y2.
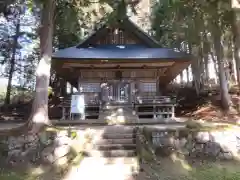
186,66,190,84
4,19,20,105
189,44,200,95
232,10,240,87
231,39,238,83
226,40,236,84
29,0,55,132
213,29,231,110
210,49,219,83
203,33,209,85
198,46,205,88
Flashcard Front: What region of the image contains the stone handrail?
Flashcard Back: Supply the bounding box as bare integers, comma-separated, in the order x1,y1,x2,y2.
135,127,157,162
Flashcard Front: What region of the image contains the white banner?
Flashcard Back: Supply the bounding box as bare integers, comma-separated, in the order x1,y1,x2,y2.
70,94,85,114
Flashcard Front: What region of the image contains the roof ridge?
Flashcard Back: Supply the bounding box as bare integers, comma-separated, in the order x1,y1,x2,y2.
124,18,160,47
76,11,160,48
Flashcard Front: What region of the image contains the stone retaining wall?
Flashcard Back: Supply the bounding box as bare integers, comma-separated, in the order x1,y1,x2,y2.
137,127,240,160
0,127,94,166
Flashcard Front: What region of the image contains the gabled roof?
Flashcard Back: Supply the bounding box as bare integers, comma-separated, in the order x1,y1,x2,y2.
76,14,161,48
52,12,193,61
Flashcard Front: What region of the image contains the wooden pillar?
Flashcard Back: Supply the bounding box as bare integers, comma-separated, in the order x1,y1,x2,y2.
78,77,81,92
158,82,166,96
52,76,61,97
99,78,105,110
171,105,175,119
156,77,161,96
130,80,135,103
156,69,162,96
60,78,66,97
135,80,140,98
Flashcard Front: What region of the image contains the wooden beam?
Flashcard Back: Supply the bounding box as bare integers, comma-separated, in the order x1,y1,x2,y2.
62,62,174,68
70,77,159,81
70,67,169,71
54,59,187,64
160,61,190,85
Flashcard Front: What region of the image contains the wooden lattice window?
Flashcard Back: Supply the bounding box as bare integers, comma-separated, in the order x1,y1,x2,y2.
140,82,156,92
81,83,101,92
95,27,140,45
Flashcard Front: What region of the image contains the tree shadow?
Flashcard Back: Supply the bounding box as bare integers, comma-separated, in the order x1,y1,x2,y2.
0,124,142,180
136,126,240,180
138,154,240,180
0,125,84,180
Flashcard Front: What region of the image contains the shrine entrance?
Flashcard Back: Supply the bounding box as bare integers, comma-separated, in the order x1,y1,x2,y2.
101,81,131,105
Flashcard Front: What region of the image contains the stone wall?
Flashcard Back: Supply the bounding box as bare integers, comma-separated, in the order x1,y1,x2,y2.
137,127,240,160
0,127,94,166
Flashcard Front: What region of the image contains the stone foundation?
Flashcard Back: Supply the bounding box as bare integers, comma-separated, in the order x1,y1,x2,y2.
137,126,240,160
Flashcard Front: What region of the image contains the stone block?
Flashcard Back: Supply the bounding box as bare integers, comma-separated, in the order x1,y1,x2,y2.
42,153,55,164
8,149,22,157
155,146,173,156
211,131,239,154
194,143,205,153
195,132,210,143
204,142,221,157
218,152,233,160
153,136,175,147
41,146,55,158
174,138,187,150
25,134,39,143
8,136,24,150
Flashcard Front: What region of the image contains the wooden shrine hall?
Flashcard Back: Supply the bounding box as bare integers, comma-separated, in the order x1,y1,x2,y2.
51,13,192,124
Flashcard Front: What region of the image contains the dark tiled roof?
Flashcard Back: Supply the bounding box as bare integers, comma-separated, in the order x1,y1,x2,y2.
52,45,191,60
53,14,192,61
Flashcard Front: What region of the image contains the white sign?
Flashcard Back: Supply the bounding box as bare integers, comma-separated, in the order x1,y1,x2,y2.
70,94,85,114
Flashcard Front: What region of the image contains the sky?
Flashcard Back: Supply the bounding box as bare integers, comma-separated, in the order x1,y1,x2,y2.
0,9,37,91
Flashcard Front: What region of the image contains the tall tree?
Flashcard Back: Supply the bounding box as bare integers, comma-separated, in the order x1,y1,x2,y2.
232,1,240,87
29,0,55,132
4,15,21,105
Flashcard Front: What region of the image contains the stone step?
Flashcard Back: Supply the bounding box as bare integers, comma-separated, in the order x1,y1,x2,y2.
102,133,135,139
95,144,136,151
89,149,137,157
76,157,139,172
85,157,138,165
102,126,135,134
94,138,136,145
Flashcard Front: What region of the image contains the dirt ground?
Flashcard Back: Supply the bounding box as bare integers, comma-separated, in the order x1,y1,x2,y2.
1,156,240,180
137,156,240,180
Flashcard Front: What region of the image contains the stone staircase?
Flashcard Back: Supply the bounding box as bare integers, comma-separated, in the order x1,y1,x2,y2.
89,125,137,158
63,125,140,180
